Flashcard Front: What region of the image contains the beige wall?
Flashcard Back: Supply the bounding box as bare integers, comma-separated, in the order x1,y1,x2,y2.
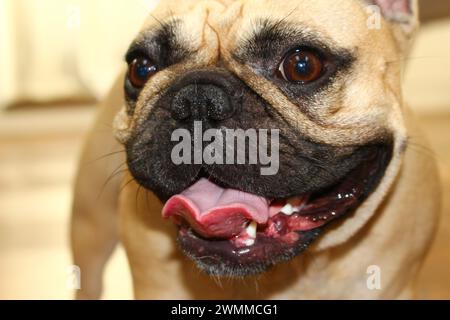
0,0,449,113
0,0,159,106
404,19,450,113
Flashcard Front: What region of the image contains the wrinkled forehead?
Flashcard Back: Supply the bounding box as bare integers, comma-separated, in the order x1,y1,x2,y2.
139,0,374,53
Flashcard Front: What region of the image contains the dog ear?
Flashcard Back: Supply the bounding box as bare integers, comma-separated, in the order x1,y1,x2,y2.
373,0,417,22
367,0,419,51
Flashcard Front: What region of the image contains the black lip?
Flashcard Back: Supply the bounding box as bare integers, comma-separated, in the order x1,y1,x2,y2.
178,227,322,277
175,143,393,277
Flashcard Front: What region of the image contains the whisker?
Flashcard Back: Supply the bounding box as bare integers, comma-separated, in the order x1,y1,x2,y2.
83,149,125,166
119,177,137,195
135,184,143,214
145,188,152,212
406,137,438,159
96,163,128,200
149,13,165,28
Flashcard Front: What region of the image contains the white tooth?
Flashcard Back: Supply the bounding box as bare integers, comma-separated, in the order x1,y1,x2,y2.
246,221,257,239
280,203,294,215
243,238,255,246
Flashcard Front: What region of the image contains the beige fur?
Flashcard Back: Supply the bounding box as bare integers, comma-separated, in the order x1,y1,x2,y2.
71,0,440,299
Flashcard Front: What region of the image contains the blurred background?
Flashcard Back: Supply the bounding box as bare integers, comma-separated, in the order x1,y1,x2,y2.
0,0,449,299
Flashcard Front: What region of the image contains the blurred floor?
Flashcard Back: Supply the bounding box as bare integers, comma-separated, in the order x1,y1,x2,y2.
0,104,132,300
0,104,449,299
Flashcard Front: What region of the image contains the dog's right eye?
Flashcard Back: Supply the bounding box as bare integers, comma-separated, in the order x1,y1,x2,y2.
128,56,158,88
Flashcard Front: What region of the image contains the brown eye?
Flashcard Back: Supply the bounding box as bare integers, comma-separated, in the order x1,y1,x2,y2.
128,57,157,88
277,48,324,83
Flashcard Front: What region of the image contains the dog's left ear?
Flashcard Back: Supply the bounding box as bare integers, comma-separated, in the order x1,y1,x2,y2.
368,0,419,51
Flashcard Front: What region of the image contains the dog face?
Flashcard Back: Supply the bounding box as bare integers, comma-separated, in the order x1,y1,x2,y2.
114,0,417,276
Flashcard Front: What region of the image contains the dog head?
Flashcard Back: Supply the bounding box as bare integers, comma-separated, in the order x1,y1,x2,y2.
114,0,417,276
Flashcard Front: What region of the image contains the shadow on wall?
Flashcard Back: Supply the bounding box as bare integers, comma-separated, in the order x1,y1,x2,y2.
420,0,450,22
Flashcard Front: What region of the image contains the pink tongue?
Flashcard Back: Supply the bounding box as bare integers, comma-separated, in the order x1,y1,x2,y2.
162,178,270,238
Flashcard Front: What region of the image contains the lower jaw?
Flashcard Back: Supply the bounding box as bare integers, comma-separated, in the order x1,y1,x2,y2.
177,226,322,277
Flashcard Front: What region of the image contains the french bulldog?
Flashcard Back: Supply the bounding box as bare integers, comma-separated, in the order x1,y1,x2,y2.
71,0,440,299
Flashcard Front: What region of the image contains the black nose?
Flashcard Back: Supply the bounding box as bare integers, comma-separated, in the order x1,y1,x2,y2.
171,83,235,122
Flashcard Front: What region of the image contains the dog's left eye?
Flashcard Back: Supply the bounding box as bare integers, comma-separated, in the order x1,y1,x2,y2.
128,56,158,88
277,48,324,84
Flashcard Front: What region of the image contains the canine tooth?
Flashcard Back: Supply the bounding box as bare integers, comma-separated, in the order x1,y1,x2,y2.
280,203,294,215
246,221,257,238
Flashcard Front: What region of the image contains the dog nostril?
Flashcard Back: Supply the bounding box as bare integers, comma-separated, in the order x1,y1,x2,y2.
171,90,192,121
205,86,233,121
172,99,191,121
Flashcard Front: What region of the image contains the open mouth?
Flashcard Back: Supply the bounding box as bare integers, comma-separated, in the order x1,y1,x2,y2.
161,145,392,276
